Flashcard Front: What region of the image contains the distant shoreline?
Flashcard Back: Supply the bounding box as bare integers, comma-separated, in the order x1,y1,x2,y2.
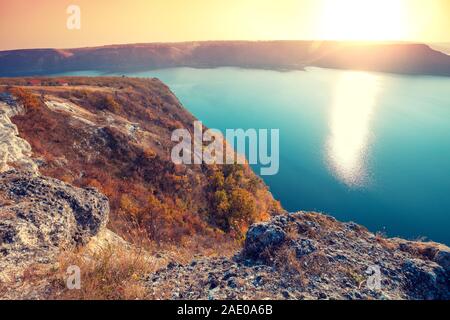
1,40,450,77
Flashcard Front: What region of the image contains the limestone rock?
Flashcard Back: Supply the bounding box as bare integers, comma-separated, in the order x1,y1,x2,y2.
242,222,287,261
0,100,38,175
149,213,449,300
0,170,109,281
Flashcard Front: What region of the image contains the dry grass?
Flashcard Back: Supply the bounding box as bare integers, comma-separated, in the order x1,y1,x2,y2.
159,236,241,264
272,247,306,280
0,261,58,300
0,192,13,208
375,234,398,251
0,234,241,300
46,244,163,300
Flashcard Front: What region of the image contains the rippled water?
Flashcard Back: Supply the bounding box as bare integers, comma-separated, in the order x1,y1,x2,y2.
53,67,450,244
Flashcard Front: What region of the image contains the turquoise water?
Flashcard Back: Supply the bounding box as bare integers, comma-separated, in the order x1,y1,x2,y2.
54,67,450,244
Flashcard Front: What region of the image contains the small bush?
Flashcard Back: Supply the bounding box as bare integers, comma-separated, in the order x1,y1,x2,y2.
8,87,41,110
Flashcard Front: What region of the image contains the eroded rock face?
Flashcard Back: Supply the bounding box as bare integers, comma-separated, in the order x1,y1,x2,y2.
434,250,450,274
401,259,448,300
0,170,109,281
0,100,38,175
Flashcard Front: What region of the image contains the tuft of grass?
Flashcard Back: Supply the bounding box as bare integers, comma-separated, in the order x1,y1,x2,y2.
47,244,162,300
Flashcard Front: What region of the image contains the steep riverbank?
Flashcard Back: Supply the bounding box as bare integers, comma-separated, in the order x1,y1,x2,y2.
1,77,448,300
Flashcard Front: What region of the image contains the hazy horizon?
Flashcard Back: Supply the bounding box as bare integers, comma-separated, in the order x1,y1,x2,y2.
1,39,450,53
1,0,450,51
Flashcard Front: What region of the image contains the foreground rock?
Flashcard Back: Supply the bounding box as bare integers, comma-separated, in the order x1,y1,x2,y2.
0,170,109,282
147,213,450,300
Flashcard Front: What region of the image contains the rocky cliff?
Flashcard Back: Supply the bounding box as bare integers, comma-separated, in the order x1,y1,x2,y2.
149,213,450,300
0,77,278,299
0,77,448,300
0,95,38,174
0,77,279,247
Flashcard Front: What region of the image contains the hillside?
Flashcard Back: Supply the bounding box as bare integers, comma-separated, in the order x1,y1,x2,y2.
1,41,450,77
1,172,448,299
0,77,448,300
0,77,281,248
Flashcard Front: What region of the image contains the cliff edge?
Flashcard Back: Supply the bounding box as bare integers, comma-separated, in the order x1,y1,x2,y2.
149,213,450,300
0,77,448,300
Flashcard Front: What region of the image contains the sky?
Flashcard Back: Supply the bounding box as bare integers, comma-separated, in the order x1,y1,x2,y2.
0,0,449,50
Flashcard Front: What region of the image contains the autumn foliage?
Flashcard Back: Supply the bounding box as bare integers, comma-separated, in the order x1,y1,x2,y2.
3,77,282,251
7,87,41,110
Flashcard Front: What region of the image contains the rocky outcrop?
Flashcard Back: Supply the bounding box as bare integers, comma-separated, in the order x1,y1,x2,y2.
435,250,450,274
240,213,450,300
0,78,448,300
147,213,450,300
242,218,287,262
0,97,38,174
0,170,109,281
2,78,279,245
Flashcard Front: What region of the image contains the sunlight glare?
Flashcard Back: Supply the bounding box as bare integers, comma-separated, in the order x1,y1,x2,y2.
326,71,381,187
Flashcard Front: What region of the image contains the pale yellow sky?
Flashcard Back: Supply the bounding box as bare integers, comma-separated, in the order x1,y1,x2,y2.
0,0,449,50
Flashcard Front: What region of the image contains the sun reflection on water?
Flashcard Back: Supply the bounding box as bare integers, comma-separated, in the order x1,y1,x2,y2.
326,71,381,187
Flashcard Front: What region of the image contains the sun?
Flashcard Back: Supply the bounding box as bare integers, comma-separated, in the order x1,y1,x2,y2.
316,0,409,41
